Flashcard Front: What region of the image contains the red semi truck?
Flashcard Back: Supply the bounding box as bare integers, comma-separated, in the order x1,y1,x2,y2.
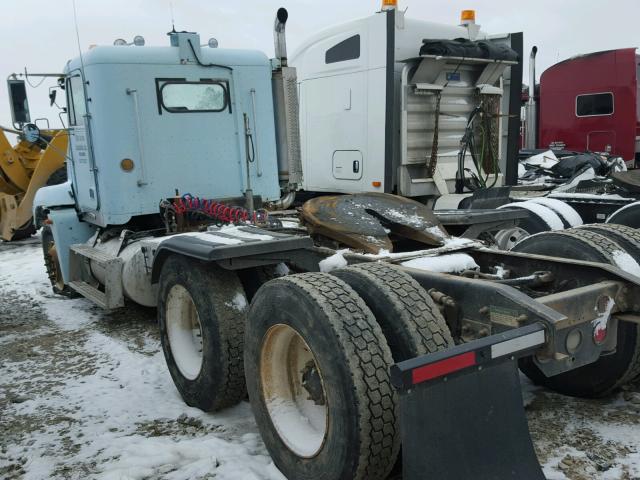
524,48,640,165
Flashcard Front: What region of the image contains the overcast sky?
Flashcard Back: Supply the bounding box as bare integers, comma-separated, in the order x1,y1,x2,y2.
0,0,637,132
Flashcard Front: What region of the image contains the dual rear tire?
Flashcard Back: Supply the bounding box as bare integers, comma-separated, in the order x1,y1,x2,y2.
158,256,452,480
512,226,640,397
245,264,453,480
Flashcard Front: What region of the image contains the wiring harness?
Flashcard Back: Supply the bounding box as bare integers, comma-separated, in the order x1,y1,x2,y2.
455,95,501,193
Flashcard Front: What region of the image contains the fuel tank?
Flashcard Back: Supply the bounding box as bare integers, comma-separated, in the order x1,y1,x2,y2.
89,237,159,307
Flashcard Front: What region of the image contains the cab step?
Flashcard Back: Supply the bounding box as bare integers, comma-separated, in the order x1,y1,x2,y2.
68,244,124,309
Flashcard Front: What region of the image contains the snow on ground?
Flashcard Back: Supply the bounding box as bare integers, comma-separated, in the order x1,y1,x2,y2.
0,238,284,480
3,239,640,479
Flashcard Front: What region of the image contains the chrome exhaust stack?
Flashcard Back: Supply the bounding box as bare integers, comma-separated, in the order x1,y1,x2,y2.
271,7,302,208
524,46,538,150
274,8,289,67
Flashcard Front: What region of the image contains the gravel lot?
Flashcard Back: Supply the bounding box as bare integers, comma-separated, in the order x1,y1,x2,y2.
2,237,640,479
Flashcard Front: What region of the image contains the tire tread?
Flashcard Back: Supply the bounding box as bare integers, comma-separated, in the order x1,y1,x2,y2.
333,262,453,358
279,273,399,480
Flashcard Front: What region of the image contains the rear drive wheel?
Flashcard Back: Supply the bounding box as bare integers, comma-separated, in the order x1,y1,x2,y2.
331,262,454,477
332,262,454,360
245,273,399,480
158,255,247,411
513,229,640,397
41,225,77,297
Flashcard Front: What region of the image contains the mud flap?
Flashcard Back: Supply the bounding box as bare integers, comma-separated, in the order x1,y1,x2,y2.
391,324,547,480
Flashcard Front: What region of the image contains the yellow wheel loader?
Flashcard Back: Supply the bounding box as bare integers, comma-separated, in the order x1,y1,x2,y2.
0,125,68,240
0,78,68,241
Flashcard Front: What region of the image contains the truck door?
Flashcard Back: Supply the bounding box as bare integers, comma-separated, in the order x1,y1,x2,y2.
301,34,368,193
66,71,98,211
576,92,616,154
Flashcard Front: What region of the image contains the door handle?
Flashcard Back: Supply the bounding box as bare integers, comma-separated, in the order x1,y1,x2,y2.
353,160,360,173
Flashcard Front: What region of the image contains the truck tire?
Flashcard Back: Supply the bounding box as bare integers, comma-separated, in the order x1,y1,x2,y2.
158,255,247,412
606,201,640,228
332,262,454,361
513,229,640,397
237,265,279,302
41,225,77,297
577,223,640,263
245,273,399,480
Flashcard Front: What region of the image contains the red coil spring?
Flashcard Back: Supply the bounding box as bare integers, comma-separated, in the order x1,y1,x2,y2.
174,194,263,224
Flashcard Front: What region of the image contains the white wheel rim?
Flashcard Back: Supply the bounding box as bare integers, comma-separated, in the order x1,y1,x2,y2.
495,227,530,250
166,284,203,380
260,324,328,458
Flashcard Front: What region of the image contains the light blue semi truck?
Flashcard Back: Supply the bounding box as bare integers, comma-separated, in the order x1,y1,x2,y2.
22,5,640,480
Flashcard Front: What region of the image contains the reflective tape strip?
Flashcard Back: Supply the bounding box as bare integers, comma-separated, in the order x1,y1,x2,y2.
411,351,476,385
491,330,545,359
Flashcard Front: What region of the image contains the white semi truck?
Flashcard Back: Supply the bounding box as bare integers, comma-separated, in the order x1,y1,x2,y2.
20,3,640,479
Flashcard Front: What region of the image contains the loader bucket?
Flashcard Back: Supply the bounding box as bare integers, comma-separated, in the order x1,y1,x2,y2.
391,324,547,480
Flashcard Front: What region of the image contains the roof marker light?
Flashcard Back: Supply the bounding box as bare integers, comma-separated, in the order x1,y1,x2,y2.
382,0,397,11
461,10,476,25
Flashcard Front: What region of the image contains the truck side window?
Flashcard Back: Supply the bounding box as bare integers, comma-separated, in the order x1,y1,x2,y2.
67,74,87,126
576,92,614,117
158,80,229,113
325,35,360,64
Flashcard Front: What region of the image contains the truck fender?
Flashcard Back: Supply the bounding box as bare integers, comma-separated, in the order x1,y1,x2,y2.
33,181,76,228
149,229,314,284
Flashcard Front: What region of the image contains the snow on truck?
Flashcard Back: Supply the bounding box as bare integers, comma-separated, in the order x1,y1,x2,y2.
20,2,640,479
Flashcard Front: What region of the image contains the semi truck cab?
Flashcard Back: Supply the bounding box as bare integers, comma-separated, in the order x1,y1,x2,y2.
33,6,522,290
529,48,640,165
292,8,522,196
63,31,282,227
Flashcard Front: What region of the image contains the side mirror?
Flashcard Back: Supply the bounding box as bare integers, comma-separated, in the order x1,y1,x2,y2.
49,89,57,107
22,123,40,144
7,79,31,125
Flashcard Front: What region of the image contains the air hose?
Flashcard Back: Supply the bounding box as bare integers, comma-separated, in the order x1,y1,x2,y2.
455,99,500,193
